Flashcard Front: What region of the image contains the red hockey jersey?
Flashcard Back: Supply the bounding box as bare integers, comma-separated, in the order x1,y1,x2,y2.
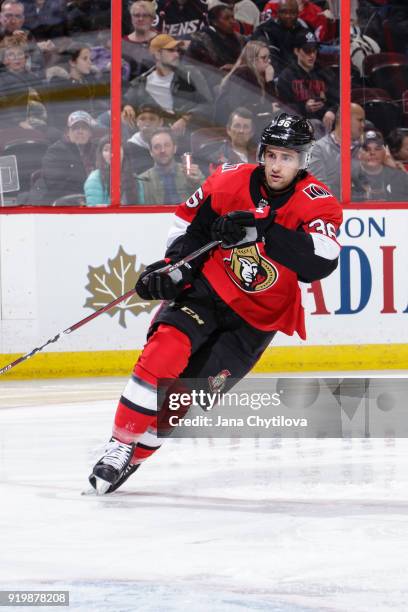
169,163,342,339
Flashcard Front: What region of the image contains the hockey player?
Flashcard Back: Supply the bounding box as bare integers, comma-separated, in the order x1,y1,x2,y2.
89,113,342,494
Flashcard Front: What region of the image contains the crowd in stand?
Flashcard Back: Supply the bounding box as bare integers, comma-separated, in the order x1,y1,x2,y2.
0,0,407,206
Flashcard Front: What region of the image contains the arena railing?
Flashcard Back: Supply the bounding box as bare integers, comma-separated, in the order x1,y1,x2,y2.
0,1,407,214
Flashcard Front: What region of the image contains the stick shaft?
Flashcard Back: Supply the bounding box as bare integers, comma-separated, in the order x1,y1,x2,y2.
0,240,220,376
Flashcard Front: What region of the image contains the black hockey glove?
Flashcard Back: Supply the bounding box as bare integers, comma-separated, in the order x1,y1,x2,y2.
211,211,257,247
135,259,193,301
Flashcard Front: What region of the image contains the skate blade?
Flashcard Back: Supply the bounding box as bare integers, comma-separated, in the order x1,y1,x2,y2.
95,477,112,495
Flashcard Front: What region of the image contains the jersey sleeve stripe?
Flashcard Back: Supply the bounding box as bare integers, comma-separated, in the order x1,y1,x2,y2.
310,233,341,260
167,216,190,248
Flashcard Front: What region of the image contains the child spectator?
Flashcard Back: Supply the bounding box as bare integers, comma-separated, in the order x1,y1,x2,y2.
45,42,102,129
84,135,139,206
0,30,44,128
353,129,408,202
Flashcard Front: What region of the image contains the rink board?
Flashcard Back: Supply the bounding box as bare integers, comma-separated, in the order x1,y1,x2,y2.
0,210,407,377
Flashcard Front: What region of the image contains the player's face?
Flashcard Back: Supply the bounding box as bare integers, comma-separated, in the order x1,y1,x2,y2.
263,145,300,190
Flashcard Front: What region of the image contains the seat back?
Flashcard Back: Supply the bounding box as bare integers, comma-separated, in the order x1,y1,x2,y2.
363,52,407,78
3,140,48,193
52,193,86,206
352,88,392,104
370,63,408,102
362,99,402,137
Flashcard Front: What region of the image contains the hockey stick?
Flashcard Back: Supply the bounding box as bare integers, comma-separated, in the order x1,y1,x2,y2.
0,240,220,376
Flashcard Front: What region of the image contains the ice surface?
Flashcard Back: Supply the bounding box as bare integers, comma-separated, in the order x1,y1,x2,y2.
1,379,408,611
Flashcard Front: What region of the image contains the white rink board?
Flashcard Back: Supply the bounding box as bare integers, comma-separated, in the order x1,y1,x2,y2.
0,210,407,354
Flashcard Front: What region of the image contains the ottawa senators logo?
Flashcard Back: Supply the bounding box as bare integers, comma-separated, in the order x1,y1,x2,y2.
208,369,231,394
224,244,278,293
303,184,331,200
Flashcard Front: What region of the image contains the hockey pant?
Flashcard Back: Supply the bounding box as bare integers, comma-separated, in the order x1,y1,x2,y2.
112,277,276,465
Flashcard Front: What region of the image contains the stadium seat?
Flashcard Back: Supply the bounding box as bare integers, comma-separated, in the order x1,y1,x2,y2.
351,87,402,136
351,87,392,104
3,140,48,193
370,63,408,102
363,52,407,79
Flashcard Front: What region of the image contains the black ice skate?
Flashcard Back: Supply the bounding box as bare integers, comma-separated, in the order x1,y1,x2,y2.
89,438,139,494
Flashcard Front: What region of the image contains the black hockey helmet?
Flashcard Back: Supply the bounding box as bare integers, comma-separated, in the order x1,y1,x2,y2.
257,113,315,169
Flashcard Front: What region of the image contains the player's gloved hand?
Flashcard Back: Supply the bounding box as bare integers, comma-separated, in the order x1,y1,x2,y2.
135,259,193,301
211,211,257,247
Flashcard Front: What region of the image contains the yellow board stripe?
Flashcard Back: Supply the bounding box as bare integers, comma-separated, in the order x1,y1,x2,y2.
0,344,407,379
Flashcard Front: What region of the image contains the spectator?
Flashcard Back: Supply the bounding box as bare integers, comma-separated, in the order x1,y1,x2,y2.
0,0,26,38
92,29,131,85
65,0,111,35
123,34,213,140
125,103,164,174
252,0,312,74
137,127,204,204
187,4,246,73
84,135,139,206
309,103,365,199
0,30,44,129
157,0,207,39
214,40,287,130
39,110,97,204
261,0,336,42
277,30,338,132
353,129,408,202
199,107,257,174
0,0,47,72
207,0,260,34
45,42,101,129
387,128,408,172
122,1,157,80
21,0,66,41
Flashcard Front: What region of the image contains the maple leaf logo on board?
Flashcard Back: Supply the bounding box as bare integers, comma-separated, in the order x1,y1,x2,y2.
84,245,158,328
